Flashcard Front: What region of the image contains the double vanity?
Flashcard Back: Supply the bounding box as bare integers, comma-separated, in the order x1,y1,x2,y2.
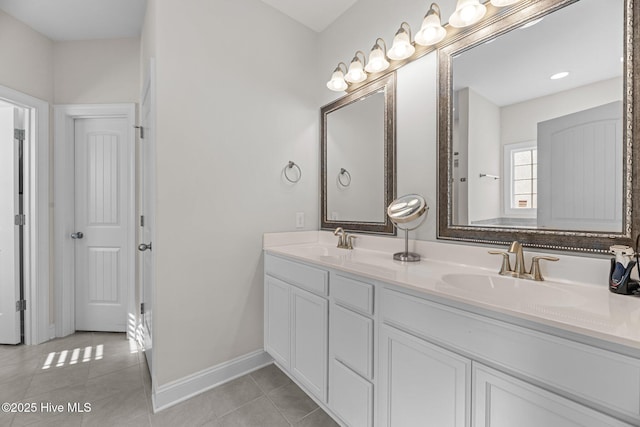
263,231,640,427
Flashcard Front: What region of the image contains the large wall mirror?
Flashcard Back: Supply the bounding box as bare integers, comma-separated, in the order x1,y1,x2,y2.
321,73,396,234
438,0,638,252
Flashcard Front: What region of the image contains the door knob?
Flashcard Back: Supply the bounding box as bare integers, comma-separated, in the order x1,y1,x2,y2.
70,232,84,239
138,243,152,252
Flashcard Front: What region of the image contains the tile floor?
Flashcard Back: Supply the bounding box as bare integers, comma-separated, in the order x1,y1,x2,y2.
0,333,339,427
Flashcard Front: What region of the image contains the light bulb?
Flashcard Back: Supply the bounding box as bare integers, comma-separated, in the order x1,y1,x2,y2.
449,0,486,28
344,57,367,83
415,5,446,46
388,27,415,60
365,44,390,73
326,68,348,91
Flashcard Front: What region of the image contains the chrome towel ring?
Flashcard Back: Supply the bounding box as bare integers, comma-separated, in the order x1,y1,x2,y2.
284,161,302,183
338,168,351,187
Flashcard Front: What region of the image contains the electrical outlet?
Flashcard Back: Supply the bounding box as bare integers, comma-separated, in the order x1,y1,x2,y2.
296,212,304,228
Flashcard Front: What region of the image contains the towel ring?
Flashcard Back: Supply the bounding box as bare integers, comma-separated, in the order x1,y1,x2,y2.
338,168,351,187
284,161,302,183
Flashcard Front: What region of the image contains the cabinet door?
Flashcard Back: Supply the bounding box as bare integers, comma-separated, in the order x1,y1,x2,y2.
378,325,470,427
330,359,373,427
265,276,291,368
473,364,633,427
292,286,328,403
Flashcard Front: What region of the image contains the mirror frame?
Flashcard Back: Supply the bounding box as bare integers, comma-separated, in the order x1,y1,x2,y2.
438,0,639,253
321,72,397,235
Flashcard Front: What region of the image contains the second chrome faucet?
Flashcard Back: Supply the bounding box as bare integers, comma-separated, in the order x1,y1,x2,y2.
489,241,559,281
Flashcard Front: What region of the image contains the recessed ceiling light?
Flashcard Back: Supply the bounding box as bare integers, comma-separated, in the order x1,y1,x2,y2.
550,71,569,80
521,18,543,29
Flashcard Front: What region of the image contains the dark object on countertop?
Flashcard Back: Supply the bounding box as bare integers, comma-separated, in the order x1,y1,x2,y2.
608,258,639,295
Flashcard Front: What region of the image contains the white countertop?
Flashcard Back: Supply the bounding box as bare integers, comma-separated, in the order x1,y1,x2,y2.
264,231,640,352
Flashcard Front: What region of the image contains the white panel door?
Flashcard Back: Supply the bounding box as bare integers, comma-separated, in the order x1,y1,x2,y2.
0,106,20,344
291,286,328,403
74,117,131,332
140,65,156,371
378,325,471,427
473,363,632,427
537,101,622,232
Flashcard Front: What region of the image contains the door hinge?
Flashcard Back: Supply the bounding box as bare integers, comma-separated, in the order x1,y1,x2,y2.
16,300,26,312
14,214,25,226
140,215,145,227
135,125,145,139
140,303,145,315
14,129,25,140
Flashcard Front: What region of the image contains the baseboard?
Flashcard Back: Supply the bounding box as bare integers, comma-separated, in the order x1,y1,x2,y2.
152,349,273,412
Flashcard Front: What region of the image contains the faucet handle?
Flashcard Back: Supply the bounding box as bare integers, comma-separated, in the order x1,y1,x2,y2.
488,251,512,275
530,256,559,281
346,235,357,250
333,227,345,247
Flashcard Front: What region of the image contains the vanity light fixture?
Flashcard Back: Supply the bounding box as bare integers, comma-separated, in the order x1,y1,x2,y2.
490,0,524,7
415,3,447,46
550,71,569,80
387,22,415,60
344,51,368,83
365,38,390,73
326,62,349,92
449,0,487,28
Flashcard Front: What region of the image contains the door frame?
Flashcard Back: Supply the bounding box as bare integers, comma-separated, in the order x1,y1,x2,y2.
0,84,49,345
54,103,136,338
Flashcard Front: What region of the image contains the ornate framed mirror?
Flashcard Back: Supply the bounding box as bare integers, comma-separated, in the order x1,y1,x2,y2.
438,0,638,252
321,73,396,234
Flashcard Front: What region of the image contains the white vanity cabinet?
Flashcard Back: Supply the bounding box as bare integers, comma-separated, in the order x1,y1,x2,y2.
329,273,375,427
264,254,329,403
380,287,639,427
264,251,640,427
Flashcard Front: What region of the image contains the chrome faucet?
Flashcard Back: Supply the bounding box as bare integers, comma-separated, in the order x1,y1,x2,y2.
508,241,527,276
334,227,356,250
489,241,559,281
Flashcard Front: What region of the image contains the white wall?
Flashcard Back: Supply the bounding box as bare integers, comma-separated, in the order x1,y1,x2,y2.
0,11,53,103
501,77,623,145
151,0,319,385
53,38,140,104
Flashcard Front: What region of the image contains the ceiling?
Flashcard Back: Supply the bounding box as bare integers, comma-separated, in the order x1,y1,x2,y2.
259,0,359,32
0,0,355,41
0,0,147,41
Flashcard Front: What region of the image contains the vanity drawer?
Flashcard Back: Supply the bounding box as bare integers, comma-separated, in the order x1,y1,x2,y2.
332,273,374,315
331,304,373,380
381,288,640,420
265,254,328,296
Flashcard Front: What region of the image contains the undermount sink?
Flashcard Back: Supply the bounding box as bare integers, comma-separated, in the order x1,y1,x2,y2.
287,245,352,260
439,273,580,308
